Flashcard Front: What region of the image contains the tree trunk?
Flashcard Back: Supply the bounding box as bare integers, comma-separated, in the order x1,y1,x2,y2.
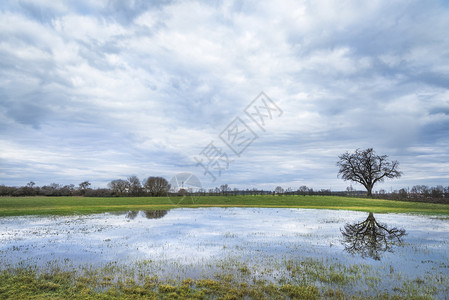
366,187,373,197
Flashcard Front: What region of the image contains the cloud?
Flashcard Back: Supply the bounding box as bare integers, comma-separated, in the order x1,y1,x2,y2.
0,0,448,191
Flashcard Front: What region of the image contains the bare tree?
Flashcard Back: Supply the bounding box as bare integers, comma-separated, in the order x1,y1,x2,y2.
108,179,128,196
337,148,401,197
127,176,142,196
144,177,170,196
297,185,309,195
274,186,284,195
79,181,91,195
431,185,444,198
26,181,35,188
220,184,230,195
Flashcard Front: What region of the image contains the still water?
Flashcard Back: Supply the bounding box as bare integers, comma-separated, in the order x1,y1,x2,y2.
0,208,448,295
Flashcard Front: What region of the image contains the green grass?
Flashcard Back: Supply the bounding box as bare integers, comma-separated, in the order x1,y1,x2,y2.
0,195,448,216
0,268,323,300
1,257,446,299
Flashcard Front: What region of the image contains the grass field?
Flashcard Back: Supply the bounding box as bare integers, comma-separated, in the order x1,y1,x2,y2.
1,195,449,216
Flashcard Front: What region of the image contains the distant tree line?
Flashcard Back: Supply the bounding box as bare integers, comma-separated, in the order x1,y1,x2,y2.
371,185,449,204
270,185,449,203
0,176,171,197
1,180,448,204
0,181,101,197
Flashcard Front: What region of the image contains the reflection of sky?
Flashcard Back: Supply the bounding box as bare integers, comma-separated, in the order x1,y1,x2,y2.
0,208,448,285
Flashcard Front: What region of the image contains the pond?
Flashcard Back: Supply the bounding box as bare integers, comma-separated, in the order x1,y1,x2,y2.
1,208,448,297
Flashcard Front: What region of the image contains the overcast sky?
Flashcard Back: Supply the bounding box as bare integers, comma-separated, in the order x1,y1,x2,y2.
1,0,449,191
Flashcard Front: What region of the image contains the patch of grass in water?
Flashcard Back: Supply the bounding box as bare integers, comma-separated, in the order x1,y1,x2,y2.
1,257,447,299
0,268,321,299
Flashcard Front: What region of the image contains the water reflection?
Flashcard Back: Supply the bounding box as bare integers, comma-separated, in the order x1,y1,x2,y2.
1,207,448,297
341,212,407,260
125,210,168,220
126,211,139,219
143,210,168,219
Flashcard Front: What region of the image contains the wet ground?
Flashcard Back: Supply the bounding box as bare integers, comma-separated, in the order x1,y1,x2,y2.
1,208,448,296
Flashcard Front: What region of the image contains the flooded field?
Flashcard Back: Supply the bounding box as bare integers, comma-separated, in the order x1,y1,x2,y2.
1,208,448,298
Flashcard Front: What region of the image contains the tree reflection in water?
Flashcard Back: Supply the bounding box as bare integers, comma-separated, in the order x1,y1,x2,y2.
125,210,168,220
126,211,139,220
341,212,406,260
143,210,168,219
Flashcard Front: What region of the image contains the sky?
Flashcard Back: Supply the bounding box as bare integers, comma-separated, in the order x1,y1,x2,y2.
1,0,449,192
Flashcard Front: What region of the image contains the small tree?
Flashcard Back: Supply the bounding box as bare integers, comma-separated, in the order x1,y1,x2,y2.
127,176,142,196
220,184,230,195
274,186,284,195
26,181,35,188
337,148,401,197
144,177,170,196
431,186,444,198
79,181,91,195
108,179,128,196
297,185,309,195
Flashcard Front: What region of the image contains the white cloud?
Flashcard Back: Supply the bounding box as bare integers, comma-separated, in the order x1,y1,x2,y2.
0,0,448,191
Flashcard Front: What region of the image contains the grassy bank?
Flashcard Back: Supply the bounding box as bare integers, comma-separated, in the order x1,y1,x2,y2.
1,195,449,216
